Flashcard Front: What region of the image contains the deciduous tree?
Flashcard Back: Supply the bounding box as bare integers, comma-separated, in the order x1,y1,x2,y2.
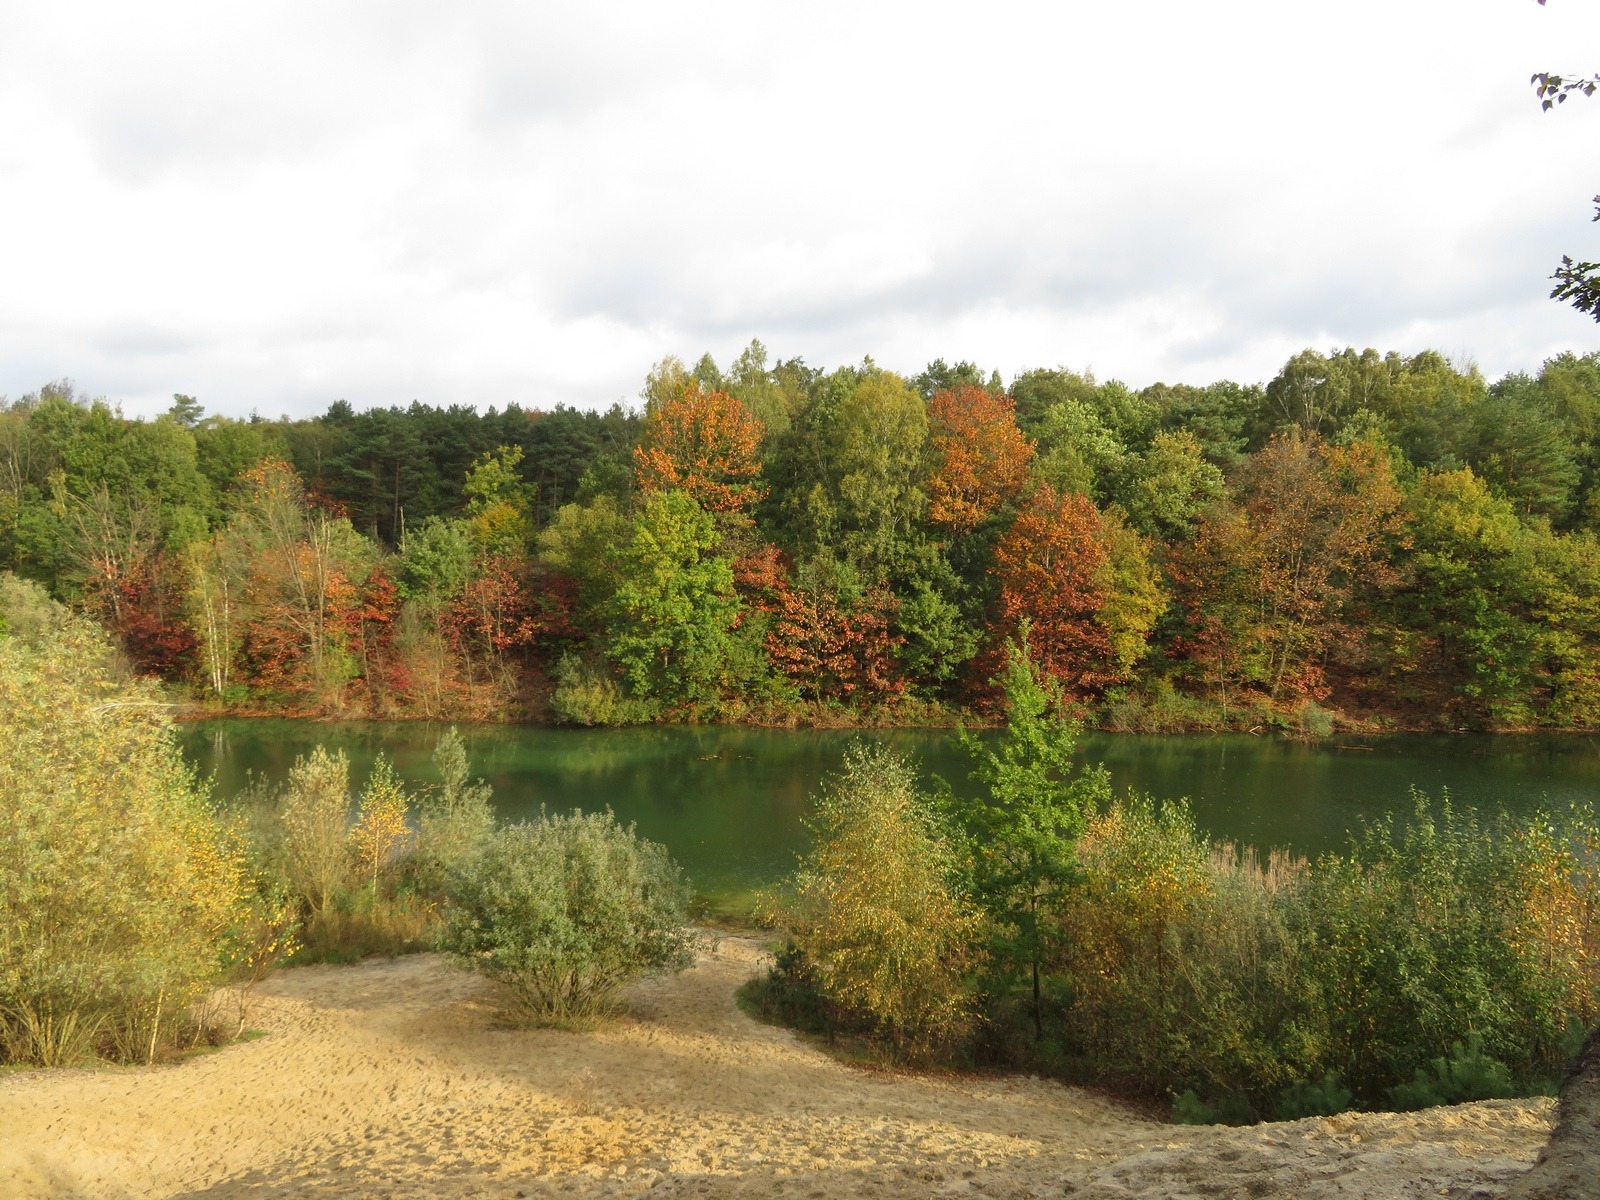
927,386,1034,533
633,383,766,515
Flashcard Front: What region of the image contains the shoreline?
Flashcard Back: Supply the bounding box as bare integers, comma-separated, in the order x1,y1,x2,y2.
171,703,1600,739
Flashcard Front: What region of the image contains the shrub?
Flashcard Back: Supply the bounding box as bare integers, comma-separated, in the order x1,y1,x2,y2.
738,941,873,1040
439,810,694,1024
765,744,980,1059
1276,1072,1353,1120
1290,794,1600,1101
412,727,495,888
0,610,246,1064
1387,1037,1517,1111
1054,798,1318,1101
1051,790,1600,1112
279,746,355,914
238,747,442,964
551,652,658,726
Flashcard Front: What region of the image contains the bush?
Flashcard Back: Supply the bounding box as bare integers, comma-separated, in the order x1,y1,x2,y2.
1387,1037,1517,1111
764,744,980,1059
551,652,658,726
411,727,495,889
1050,790,1600,1113
236,745,449,964
1054,798,1318,1101
738,941,874,1040
1290,794,1600,1102
0,609,246,1064
1276,1072,1353,1120
439,810,694,1024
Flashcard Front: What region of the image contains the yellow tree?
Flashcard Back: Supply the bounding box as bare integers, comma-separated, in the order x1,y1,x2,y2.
351,756,411,895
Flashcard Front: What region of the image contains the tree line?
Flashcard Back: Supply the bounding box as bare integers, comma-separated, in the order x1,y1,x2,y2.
6,340,1600,728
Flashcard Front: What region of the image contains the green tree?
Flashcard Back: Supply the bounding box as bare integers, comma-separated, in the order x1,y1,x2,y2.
463,445,533,559
607,489,741,708
1398,468,1574,726
942,629,1111,1038
1117,430,1225,540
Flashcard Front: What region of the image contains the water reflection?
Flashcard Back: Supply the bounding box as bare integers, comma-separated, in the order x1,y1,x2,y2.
179,721,1600,907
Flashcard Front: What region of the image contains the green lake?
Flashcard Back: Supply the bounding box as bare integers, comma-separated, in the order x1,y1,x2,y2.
179,721,1600,913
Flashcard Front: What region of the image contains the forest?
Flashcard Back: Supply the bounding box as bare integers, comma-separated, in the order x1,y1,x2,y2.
5,340,1600,731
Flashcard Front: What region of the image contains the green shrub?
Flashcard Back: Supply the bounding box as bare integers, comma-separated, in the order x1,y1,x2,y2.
1171,1088,1216,1125
551,652,658,726
411,727,495,889
765,744,980,1060
1290,794,1600,1101
1052,790,1599,1110
0,611,246,1065
234,745,450,965
1276,1073,1353,1120
738,942,873,1039
1170,1089,1257,1125
439,810,694,1024
1296,700,1336,739
1387,1037,1517,1111
1055,799,1319,1102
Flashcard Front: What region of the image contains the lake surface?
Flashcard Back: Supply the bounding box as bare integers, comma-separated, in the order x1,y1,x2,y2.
179,720,1600,912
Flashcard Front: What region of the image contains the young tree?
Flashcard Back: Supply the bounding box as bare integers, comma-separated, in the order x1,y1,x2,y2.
414,727,496,884
941,631,1111,1038
279,746,354,914
772,744,979,1057
0,592,246,1064
351,756,411,895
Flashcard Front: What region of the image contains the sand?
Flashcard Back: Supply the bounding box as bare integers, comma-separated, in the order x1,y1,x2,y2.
0,936,1568,1199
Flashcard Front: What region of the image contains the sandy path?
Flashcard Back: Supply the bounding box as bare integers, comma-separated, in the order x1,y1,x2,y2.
0,937,1559,1199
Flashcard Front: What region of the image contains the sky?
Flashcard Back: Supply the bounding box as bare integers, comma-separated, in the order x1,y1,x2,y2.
2,0,1599,419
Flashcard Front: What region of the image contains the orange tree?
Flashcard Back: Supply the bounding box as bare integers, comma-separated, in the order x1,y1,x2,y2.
1176,432,1402,703
927,386,1034,533
992,484,1123,694
633,383,766,515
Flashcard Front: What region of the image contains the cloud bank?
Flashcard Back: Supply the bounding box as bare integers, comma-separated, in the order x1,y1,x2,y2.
2,0,1598,417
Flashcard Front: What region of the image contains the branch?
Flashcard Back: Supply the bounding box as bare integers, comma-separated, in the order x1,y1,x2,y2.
1532,72,1600,110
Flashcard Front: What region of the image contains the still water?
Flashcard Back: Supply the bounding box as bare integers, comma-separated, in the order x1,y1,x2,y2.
178,720,1600,910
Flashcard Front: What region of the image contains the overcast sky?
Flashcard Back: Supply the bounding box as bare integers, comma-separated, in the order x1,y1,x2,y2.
3,1,1599,419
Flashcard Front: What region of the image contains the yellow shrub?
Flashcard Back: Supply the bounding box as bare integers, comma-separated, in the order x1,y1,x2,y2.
0,602,247,1064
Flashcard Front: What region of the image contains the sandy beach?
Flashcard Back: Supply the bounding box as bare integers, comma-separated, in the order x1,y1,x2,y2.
0,936,1564,1199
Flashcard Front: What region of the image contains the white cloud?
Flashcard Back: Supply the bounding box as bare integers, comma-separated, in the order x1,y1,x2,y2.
1,0,1597,417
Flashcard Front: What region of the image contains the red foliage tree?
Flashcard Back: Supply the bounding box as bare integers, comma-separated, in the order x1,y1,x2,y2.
732,542,906,702
444,557,539,661
346,564,408,707
992,484,1118,694
633,383,767,513
104,551,198,679
927,386,1035,532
